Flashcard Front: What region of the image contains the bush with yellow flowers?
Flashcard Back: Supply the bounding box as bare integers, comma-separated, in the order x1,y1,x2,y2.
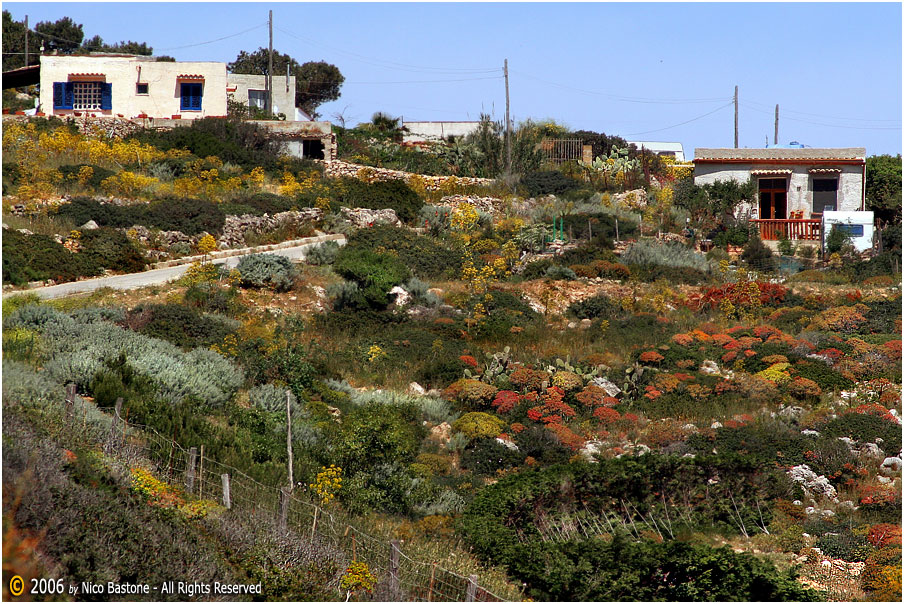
310,465,343,506
340,561,377,598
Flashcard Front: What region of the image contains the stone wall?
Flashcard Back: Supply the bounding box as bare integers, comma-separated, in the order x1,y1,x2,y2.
321,160,495,190
2,114,143,138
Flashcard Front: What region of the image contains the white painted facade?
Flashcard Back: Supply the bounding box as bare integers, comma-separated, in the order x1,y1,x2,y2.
822,211,875,252
40,55,227,120
403,121,481,143
227,73,296,119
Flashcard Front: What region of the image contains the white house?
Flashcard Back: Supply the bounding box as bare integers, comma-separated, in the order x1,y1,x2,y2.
39,54,228,120
693,147,866,241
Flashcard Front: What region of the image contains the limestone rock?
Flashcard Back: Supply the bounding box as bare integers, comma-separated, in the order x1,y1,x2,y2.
80,220,99,230
339,206,401,228
408,382,426,396
879,457,902,476
590,377,621,398
788,464,839,503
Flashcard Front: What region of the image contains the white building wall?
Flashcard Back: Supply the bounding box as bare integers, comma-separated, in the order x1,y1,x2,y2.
694,163,863,218
403,121,481,143
227,73,296,119
40,55,227,120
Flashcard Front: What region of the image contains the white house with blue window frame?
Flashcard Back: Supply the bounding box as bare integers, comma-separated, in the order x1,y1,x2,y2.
38,54,227,120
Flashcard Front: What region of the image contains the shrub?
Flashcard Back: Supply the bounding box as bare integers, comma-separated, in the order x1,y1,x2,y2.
337,178,424,223
235,253,298,292
305,240,341,265
419,204,452,232
826,224,854,255
54,196,225,236
787,377,822,400
741,234,777,272
79,228,148,273
58,164,116,189
567,293,620,320
443,379,498,409
2,229,103,285
127,303,238,349
521,170,582,197
622,240,711,273
820,412,902,453
544,265,577,280
342,226,463,279
333,247,410,308
460,438,525,475
452,412,506,440
791,361,854,391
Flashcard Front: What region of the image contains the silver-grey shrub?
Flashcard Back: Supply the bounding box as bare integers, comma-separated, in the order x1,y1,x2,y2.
305,240,341,266
4,304,74,331
40,320,243,407
248,383,298,414
622,240,712,272
404,277,441,307
235,253,298,292
415,488,467,516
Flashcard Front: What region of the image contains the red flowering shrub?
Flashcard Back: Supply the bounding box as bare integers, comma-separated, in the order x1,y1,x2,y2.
443,379,498,408
722,351,738,363
602,396,620,406
510,422,527,434
693,281,787,311
546,423,586,450
713,380,738,395
883,340,902,361
743,349,757,358
459,355,479,368
644,386,663,400
712,333,736,347
509,366,549,391
575,385,606,408
623,412,640,423
593,406,622,424
675,359,696,369
787,377,822,400
810,304,870,333
492,390,521,413
527,387,576,424
868,524,902,549
639,351,664,364
671,333,694,346
851,403,892,417
817,348,845,362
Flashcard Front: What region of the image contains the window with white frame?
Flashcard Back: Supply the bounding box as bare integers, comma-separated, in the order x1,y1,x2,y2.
248,89,268,109
72,81,104,110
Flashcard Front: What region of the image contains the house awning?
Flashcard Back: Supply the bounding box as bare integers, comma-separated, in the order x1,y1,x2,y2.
68,73,106,80
750,169,793,176
809,168,842,174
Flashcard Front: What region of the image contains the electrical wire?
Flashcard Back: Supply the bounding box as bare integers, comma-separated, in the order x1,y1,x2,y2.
275,26,501,75
626,102,734,135
155,23,267,51
511,69,730,105
741,102,901,131
745,98,901,124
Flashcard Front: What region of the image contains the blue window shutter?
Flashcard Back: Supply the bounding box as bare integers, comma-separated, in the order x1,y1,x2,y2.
193,84,202,110
53,82,64,108
180,83,188,110
63,82,74,109
100,83,112,110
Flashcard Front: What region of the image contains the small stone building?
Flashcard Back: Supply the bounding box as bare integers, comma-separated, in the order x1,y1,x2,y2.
693,147,866,221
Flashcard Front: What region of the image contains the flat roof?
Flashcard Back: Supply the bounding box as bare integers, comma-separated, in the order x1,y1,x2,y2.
694,147,866,162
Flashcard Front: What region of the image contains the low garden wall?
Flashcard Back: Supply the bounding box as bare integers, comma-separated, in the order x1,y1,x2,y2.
322,159,495,191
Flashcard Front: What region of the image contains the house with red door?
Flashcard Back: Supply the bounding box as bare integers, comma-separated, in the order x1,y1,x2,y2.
693,146,866,241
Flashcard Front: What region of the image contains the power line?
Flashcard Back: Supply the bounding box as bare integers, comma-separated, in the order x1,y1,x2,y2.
626,102,734,136
511,69,730,105
156,23,267,51
275,26,500,75
745,98,900,124
741,102,901,131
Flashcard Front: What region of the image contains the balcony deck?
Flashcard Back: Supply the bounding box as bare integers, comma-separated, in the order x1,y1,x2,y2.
750,219,821,241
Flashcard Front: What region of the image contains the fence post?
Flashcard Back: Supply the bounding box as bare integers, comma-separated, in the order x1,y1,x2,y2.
278,487,289,533
105,397,123,452
310,506,319,545
427,562,436,602
221,473,231,509
389,539,401,598
64,383,76,422
466,574,479,602
185,446,198,492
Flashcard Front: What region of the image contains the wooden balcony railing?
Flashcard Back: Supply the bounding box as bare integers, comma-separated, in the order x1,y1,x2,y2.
751,219,822,241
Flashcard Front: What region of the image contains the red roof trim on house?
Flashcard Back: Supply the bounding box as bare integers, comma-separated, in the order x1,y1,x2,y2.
693,158,864,165
177,74,205,80
68,73,106,78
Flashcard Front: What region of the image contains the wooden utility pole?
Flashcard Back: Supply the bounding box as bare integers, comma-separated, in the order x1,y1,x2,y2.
504,59,512,179
774,104,779,145
734,85,739,148
286,390,294,492
267,10,274,115
24,16,28,67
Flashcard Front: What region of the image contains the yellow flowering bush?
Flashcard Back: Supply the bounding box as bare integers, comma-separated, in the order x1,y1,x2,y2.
367,344,386,363
310,465,343,506
130,467,183,509
196,234,218,255
100,171,158,198
247,166,266,187
340,561,377,597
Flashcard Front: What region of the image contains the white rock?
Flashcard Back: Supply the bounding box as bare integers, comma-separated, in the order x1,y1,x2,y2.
567,322,577,329
711,421,723,429
699,360,721,375
880,457,902,475
408,382,426,396
837,437,856,449
389,286,412,307
580,319,592,329
590,377,621,398
793,500,803,506
801,429,821,437
806,506,817,515
495,437,519,451
682,423,697,432
877,476,893,484
788,464,839,503
579,439,606,462
80,219,99,230
821,509,836,519
859,443,884,460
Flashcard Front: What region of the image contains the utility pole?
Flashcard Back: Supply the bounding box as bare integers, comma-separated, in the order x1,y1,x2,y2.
267,9,274,115
24,16,28,67
504,59,512,180
774,104,779,145
733,85,739,148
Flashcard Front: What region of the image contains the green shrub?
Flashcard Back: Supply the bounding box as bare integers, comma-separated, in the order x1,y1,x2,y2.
342,226,463,279
127,303,238,349
305,240,341,265
792,360,855,391
58,164,116,189
419,204,452,232
337,178,424,223
521,170,582,197
221,192,297,216
544,265,577,280
183,282,240,315
816,532,873,562
54,196,225,236
741,234,777,272
567,293,620,320
79,227,148,273
820,412,902,453
452,412,506,440
333,247,411,308
461,438,525,475
236,253,298,292
2,229,102,285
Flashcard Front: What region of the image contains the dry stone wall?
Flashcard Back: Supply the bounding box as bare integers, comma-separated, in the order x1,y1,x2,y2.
321,160,494,191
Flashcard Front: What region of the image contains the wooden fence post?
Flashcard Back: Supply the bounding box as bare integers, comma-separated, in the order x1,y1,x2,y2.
185,447,198,492
105,397,123,452
198,445,204,498
466,574,479,602
278,487,289,533
221,473,231,509
427,562,436,602
389,539,401,599
310,507,319,545
64,383,76,423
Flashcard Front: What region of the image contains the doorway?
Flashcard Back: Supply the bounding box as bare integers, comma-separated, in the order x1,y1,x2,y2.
758,178,787,219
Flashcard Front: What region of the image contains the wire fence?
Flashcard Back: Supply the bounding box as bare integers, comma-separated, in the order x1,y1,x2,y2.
38,396,513,602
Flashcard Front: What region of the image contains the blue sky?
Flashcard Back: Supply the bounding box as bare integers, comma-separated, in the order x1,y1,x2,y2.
6,2,902,155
